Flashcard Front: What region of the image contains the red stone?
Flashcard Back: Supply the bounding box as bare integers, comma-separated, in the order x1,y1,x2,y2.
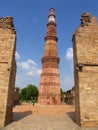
38,8,61,105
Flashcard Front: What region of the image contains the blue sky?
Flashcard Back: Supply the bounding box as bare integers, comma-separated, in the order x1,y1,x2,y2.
0,0,98,91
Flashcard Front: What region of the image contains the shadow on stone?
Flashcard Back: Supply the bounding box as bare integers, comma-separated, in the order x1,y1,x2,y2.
13,111,32,121
67,112,75,123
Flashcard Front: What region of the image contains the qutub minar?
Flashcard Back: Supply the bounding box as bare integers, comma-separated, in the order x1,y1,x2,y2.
38,8,61,105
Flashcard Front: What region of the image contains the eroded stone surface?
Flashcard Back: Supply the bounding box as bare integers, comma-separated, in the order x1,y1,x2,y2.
73,13,98,127
0,16,16,127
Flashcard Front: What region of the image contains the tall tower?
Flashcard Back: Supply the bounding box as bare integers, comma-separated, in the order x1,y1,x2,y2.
38,8,61,105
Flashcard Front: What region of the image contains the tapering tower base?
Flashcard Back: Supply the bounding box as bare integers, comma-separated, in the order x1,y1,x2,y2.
38,94,61,105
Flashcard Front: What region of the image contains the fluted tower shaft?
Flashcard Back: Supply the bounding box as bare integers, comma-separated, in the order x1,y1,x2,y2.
38,8,61,105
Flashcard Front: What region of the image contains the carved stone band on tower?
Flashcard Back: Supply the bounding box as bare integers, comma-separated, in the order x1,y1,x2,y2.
38,8,61,105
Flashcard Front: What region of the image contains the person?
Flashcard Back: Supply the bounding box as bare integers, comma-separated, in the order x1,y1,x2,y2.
32,99,35,105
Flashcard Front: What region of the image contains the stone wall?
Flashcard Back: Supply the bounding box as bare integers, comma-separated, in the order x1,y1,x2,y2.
64,87,75,105
72,13,98,127
13,87,19,106
0,17,16,127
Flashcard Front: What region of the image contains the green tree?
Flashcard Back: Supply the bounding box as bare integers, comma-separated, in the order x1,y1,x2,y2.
19,87,27,100
19,84,38,102
60,88,64,96
26,84,38,100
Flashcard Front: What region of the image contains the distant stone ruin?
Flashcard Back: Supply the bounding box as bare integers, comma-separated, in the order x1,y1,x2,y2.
73,13,98,127
64,87,75,105
0,17,16,127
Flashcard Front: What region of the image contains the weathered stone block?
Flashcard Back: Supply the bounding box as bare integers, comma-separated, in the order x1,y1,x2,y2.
0,16,16,127
73,13,98,127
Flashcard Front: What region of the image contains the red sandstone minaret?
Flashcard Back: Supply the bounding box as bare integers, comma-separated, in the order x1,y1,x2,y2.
38,8,61,105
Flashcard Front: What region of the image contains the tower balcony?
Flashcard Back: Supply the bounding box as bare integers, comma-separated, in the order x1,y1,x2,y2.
41,56,60,64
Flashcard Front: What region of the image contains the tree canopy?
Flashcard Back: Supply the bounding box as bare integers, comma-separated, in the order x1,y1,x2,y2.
19,84,38,101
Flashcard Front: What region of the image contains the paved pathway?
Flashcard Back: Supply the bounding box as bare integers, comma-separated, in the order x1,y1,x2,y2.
1,104,98,130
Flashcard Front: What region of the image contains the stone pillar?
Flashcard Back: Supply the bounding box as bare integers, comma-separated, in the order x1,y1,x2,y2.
72,13,98,127
13,87,19,106
0,17,16,127
38,8,61,105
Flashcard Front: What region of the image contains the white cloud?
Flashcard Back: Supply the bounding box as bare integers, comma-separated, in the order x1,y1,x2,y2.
27,59,37,66
17,59,37,70
36,70,41,75
17,59,41,76
27,71,33,76
18,62,30,70
15,51,20,59
15,73,40,88
15,59,41,88
65,48,73,60
27,66,41,76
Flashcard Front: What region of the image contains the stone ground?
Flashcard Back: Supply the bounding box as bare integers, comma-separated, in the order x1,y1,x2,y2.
0,103,98,130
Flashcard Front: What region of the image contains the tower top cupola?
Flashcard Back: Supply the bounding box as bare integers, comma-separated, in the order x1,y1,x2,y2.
45,8,58,41
48,8,56,23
